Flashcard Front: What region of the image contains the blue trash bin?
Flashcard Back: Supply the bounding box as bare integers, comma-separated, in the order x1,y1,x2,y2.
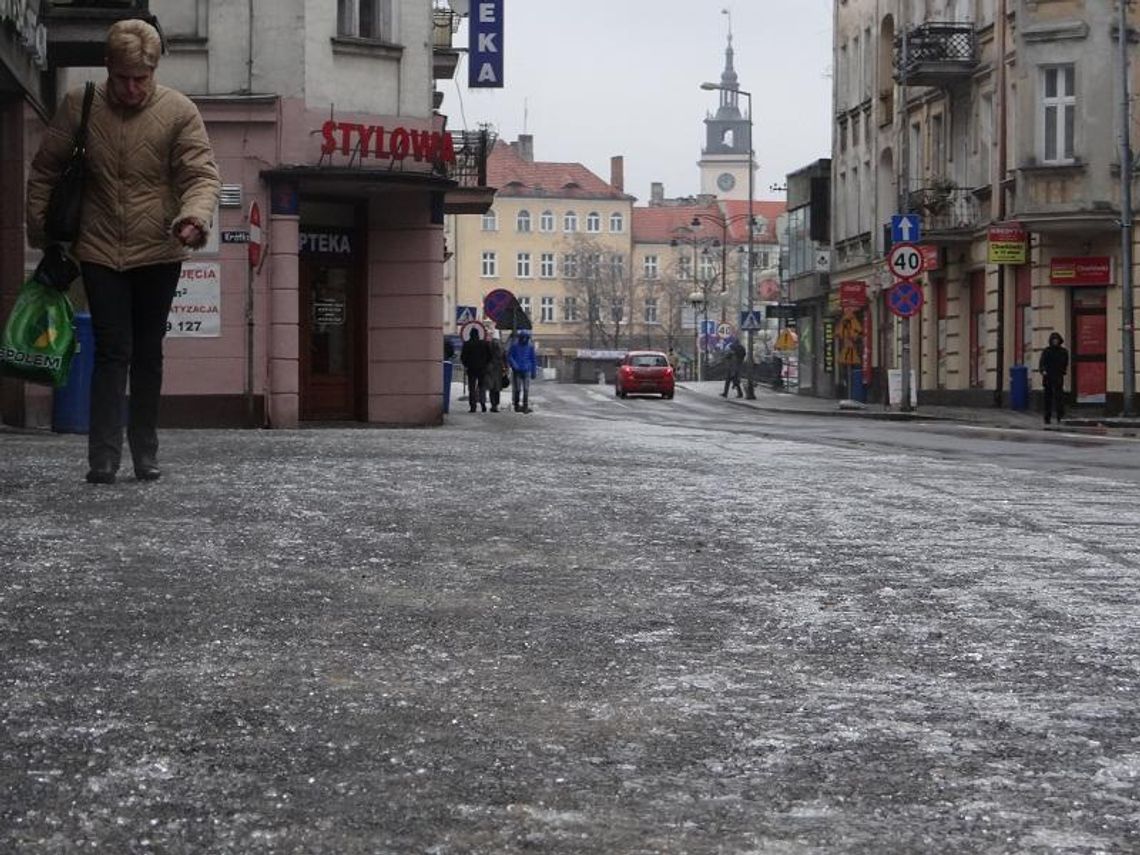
442,360,453,414
850,368,868,403
52,312,93,434
1010,364,1029,410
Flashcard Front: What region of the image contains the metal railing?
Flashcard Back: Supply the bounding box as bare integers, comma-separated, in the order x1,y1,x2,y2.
906,185,983,232
445,129,496,187
895,22,977,82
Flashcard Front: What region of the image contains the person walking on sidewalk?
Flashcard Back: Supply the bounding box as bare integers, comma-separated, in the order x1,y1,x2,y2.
484,336,507,413
721,339,746,398
26,19,221,485
1038,331,1069,425
507,330,538,413
460,327,490,412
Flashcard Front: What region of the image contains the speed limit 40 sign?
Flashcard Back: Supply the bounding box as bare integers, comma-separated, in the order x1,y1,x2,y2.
887,242,924,282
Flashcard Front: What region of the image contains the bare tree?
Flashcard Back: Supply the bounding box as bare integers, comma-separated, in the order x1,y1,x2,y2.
563,234,637,350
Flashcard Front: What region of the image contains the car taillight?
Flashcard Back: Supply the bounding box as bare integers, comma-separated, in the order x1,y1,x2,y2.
619,366,633,375
663,366,674,377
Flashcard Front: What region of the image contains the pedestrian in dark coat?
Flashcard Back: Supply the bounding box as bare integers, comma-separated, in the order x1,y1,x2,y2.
1038,331,1069,425
460,328,491,412
484,337,507,412
721,339,746,398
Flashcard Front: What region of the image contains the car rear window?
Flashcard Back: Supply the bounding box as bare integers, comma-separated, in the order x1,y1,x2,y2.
630,354,668,367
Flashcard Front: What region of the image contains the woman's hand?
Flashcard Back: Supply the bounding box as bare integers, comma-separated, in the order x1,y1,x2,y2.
175,220,205,248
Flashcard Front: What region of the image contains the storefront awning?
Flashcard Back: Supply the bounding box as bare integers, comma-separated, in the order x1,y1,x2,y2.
260,165,456,199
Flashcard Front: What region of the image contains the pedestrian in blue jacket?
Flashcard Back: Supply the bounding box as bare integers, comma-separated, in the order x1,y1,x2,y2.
507,331,538,413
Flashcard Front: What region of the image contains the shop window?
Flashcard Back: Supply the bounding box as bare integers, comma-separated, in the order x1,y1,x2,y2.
337,0,394,41
586,212,601,233
516,210,531,232
540,210,554,232
609,212,624,233
563,211,578,232
540,297,555,323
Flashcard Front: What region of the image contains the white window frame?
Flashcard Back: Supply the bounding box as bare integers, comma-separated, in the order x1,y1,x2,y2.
609,212,624,232
516,210,531,233
337,0,394,41
610,254,625,279
563,296,579,322
1040,64,1076,165
643,255,658,279
563,253,579,279
644,297,658,324
586,212,601,233
481,210,498,231
540,296,555,323
540,210,555,232
563,211,578,232
516,252,531,278
481,251,497,277
540,252,555,278
519,296,531,318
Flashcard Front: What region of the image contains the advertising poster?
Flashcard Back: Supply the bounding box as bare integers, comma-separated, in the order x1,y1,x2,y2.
168,262,221,337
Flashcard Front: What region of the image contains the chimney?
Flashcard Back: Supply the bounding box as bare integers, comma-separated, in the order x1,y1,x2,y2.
610,156,624,192
515,134,534,162
651,182,664,205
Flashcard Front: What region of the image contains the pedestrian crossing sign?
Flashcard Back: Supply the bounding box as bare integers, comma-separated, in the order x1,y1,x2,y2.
739,310,763,331
456,305,477,325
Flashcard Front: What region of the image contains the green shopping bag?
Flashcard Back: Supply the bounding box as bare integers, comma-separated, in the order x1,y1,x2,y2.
0,278,76,387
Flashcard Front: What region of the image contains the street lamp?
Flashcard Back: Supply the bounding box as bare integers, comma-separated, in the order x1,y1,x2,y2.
671,232,719,381
701,81,755,398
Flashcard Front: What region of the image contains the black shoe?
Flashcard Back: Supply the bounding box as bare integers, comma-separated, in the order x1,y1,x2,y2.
490,406,499,412
469,407,477,413
85,466,116,485
482,405,487,412
134,463,162,482
719,392,728,397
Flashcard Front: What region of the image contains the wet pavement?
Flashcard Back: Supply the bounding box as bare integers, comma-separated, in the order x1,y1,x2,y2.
2,385,1139,853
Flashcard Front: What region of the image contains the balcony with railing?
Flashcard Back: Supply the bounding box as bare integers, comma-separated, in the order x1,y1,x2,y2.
432,6,460,80
443,128,497,214
906,181,986,241
894,22,977,88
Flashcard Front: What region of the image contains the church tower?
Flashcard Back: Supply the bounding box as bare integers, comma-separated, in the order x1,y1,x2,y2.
698,26,754,201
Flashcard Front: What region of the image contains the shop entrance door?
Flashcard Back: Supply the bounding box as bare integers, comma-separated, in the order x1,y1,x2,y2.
1071,288,1107,405
300,259,360,420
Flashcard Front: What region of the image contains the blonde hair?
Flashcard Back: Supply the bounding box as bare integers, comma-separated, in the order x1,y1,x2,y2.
105,19,162,70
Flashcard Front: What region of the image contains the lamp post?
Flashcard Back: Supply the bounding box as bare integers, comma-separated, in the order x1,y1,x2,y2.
701,81,755,398
671,232,718,381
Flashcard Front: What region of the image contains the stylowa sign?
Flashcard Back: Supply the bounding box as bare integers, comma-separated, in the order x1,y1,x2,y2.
320,122,456,164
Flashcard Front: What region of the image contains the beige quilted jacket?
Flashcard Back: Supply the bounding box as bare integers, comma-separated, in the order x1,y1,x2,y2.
26,82,221,271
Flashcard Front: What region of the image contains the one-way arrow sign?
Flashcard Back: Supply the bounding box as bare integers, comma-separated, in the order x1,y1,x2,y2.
891,214,922,244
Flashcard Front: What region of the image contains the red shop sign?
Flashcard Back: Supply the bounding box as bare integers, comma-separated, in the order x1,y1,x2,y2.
920,244,939,271
839,280,867,310
1049,256,1113,287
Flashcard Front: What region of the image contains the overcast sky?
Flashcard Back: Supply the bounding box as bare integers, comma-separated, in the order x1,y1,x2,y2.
439,0,834,204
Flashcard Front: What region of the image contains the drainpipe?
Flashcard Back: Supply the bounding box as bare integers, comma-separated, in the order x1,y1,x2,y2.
994,0,1007,407
1121,0,1136,415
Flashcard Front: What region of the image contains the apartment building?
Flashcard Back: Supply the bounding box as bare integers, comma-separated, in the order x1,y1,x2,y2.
3,0,489,429
830,0,1138,411
447,136,635,361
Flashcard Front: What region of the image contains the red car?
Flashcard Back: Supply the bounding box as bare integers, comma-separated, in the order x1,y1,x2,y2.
615,351,675,399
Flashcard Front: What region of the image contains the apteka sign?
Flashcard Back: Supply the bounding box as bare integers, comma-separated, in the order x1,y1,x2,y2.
469,1,504,88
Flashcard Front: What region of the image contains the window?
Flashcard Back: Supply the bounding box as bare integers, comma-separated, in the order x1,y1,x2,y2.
838,119,847,153
563,253,579,278
585,253,602,278
644,297,659,324
1041,65,1076,163
541,297,555,323
519,296,531,317
516,252,531,278
609,212,624,232
481,251,497,277
610,298,624,323
563,296,579,322
540,210,555,232
516,210,531,232
851,114,860,147
643,255,659,279
540,252,555,278
481,210,498,231
338,0,393,41
563,211,578,232
609,254,625,279
697,252,715,281
678,255,692,280
586,212,601,232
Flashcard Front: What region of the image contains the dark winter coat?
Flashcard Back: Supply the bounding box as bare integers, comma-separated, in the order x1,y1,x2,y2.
1039,340,1069,381
484,339,507,393
460,333,490,375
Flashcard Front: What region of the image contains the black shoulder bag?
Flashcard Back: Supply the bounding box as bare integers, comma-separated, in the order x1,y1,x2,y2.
45,81,95,244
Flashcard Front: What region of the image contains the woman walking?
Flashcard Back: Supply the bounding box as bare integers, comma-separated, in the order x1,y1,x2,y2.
26,19,221,484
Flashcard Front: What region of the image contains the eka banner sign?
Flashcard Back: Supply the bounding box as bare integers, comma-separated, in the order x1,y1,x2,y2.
469,1,504,88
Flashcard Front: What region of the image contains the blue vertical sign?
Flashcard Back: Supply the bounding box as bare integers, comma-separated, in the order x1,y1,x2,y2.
468,1,504,88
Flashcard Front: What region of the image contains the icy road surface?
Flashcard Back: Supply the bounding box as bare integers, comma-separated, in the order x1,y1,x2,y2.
2,385,1138,853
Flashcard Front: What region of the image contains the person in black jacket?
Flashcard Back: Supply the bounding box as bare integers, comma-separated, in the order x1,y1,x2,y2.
1038,331,1069,425
460,327,490,413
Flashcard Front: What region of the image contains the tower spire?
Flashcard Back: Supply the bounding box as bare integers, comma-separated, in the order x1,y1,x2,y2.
716,9,740,118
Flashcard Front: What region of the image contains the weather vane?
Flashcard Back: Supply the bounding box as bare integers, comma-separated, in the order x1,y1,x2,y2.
722,7,732,45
